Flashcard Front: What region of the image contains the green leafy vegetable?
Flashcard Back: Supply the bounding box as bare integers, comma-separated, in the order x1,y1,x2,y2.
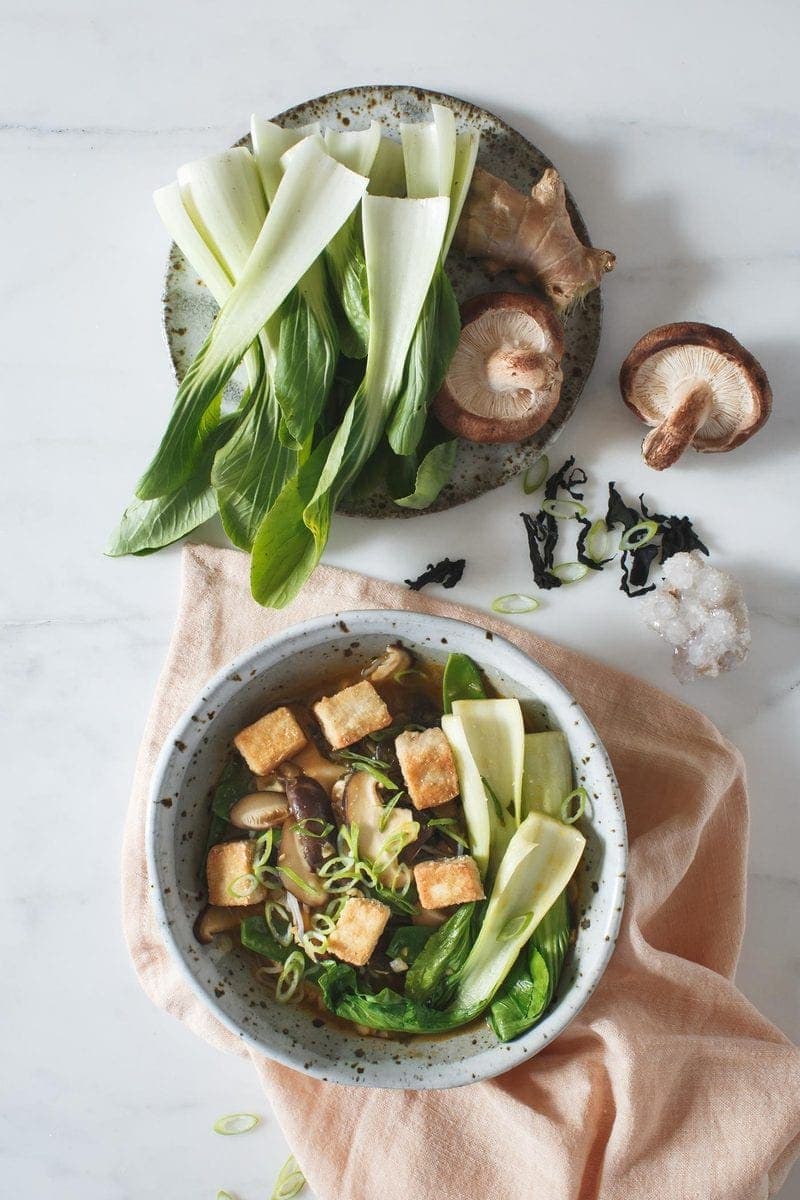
386,925,437,964
405,903,477,1006
488,943,550,1041
273,262,340,445
136,137,367,500
317,961,478,1034
388,421,458,511
529,890,571,1013
211,756,253,821
442,652,487,714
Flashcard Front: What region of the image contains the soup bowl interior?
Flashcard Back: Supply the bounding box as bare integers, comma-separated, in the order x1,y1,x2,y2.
147,610,626,1089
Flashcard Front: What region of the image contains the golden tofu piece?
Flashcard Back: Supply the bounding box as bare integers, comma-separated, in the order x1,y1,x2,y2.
413,856,485,910
312,681,391,749
233,706,307,776
206,840,268,907
327,896,391,966
395,728,459,810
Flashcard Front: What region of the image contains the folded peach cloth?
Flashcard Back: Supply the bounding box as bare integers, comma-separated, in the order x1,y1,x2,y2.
123,544,800,1200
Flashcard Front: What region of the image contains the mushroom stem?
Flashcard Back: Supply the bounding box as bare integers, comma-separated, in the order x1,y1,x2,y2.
486,349,560,395
641,383,715,470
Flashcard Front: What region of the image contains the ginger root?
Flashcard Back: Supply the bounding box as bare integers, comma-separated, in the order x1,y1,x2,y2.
454,167,615,312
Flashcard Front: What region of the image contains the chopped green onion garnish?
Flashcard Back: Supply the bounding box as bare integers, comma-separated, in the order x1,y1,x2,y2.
585,518,612,563
351,761,399,790
427,818,470,849
217,1191,236,1200
227,873,260,899
378,790,404,832
213,1113,260,1136
542,498,588,519
264,900,293,946
276,950,305,1004
491,593,540,615
291,818,334,839
498,912,534,942
522,456,549,494
618,519,659,552
481,775,504,820
278,866,316,896
393,667,428,683
551,562,589,584
270,1154,307,1200
560,787,588,825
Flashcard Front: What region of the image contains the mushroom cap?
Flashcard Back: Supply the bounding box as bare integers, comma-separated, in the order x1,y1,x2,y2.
620,323,771,454
433,292,564,444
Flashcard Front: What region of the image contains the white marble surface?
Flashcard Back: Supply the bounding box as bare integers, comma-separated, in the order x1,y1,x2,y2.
1,1,798,1195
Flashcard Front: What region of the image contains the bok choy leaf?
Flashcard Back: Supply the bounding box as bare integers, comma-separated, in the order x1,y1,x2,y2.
250,192,449,608
453,812,585,1018
136,137,367,500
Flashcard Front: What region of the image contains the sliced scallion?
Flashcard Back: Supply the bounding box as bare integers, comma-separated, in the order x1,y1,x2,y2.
542,498,588,520
227,873,260,899
276,950,306,1004
264,900,293,946
378,790,404,832
270,1154,307,1200
498,911,534,942
560,787,588,825
585,518,612,564
619,519,659,552
522,456,549,494
213,1113,260,1136
550,562,589,584
217,1190,236,1199
491,593,540,615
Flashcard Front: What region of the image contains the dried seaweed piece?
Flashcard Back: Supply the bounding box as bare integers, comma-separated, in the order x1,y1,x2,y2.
606,482,642,532
545,455,587,502
520,511,561,589
638,496,710,563
620,550,657,597
405,557,466,592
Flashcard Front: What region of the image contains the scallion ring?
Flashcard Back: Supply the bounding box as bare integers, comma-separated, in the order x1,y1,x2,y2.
270,1154,307,1200
227,873,260,900
378,791,404,832
217,1190,236,1199
491,593,540,615
522,455,549,494
393,667,428,683
213,1113,260,1136
498,912,534,942
279,866,317,897
585,518,613,563
619,519,659,552
542,497,588,520
275,950,305,1004
291,818,333,839
560,787,588,825
264,900,293,946
550,562,589,584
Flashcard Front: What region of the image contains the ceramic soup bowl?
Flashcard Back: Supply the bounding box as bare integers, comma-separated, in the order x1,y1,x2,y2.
147,610,626,1089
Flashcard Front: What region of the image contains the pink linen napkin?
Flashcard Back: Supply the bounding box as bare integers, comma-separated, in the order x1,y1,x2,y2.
122,543,800,1200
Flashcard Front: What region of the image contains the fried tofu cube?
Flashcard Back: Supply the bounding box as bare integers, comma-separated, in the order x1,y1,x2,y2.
327,896,391,966
312,681,391,749
413,857,485,910
206,840,268,907
395,727,459,810
233,706,307,776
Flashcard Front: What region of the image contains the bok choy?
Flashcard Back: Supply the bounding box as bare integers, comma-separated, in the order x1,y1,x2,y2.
136,136,368,500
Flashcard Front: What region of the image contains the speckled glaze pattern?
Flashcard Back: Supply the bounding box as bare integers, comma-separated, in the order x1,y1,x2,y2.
147,611,626,1090
161,85,603,517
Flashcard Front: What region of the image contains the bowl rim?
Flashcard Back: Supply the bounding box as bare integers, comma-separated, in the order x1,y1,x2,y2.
146,609,627,1089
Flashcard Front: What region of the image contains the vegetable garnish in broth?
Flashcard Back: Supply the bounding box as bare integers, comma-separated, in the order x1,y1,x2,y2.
196,643,589,1043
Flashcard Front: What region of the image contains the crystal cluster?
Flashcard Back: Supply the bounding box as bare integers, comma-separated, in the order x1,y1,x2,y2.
639,551,750,682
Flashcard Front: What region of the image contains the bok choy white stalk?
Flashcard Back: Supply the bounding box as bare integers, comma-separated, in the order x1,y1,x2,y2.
250,192,449,608
451,698,525,877
136,136,368,500
169,147,298,551
453,812,585,1017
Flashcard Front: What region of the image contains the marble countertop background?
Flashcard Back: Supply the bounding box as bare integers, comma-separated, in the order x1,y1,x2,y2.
1,0,798,1195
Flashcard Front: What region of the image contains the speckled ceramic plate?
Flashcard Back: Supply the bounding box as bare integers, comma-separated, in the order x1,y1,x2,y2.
162,85,603,517
147,610,626,1090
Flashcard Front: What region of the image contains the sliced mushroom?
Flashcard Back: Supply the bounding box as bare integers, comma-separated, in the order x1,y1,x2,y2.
362,643,413,683
620,323,772,470
280,769,336,871
288,740,347,796
228,791,289,831
253,775,286,793
343,771,419,887
433,293,564,444
277,819,328,908
194,903,262,945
